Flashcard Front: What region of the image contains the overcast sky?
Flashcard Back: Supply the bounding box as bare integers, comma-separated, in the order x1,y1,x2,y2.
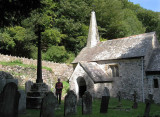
129,0,160,12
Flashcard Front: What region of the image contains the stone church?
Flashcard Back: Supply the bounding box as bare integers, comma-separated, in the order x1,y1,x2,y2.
69,11,160,103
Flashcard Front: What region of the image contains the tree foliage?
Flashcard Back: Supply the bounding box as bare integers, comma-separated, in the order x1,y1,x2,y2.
43,45,69,63
0,0,41,27
0,0,160,63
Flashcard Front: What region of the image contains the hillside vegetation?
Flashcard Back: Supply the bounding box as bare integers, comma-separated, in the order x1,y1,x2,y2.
0,0,160,63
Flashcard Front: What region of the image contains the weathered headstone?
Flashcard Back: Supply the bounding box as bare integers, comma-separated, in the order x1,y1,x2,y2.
100,87,110,113
82,91,92,115
0,82,20,117
143,94,154,117
77,98,82,106
40,92,58,117
117,91,122,107
6,79,18,85
18,90,26,114
0,71,14,79
0,77,6,93
0,71,17,93
117,91,121,102
132,91,138,109
64,90,77,116
25,80,33,93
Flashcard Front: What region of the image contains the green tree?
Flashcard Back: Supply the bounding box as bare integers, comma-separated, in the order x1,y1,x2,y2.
121,9,145,36
94,0,145,39
0,26,36,57
54,0,92,54
137,9,160,33
0,0,41,27
43,46,69,63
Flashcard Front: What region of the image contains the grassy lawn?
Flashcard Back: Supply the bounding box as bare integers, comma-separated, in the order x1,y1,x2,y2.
19,98,160,117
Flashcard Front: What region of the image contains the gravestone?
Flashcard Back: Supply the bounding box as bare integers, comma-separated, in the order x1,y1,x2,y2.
143,94,154,117
0,71,14,79
6,79,18,85
77,98,82,106
0,71,18,93
40,92,58,117
25,80,33,93
82,91,92,115
64,90,77,116
18,90,26,114
0,82,20,117
117,91,122,107
100,87,110,113
132,91,138,109
0,77,6,93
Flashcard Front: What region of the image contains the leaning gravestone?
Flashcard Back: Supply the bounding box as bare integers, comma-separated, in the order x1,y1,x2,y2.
25,80,33,93
40,92,58,117
143,94,154,117
0,82,20,117
64,90,77,116
82,91,92,115
18,90,26,114
100,87,110,113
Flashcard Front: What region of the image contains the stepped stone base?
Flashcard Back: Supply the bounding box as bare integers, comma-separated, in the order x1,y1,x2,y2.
26,83,49,109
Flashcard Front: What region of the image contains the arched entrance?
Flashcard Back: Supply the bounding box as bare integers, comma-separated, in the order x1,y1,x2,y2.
77,77,86,98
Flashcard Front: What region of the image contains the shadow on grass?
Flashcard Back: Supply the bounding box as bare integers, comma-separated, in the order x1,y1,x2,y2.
19,98,160,117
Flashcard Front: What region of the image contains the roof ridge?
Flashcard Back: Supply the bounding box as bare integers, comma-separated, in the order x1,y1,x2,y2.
103,32,155,41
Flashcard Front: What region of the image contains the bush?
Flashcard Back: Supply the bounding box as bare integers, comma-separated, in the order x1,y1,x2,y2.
43,46,69,63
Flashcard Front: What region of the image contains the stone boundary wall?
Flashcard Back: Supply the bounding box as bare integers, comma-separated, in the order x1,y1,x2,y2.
0,54,73,80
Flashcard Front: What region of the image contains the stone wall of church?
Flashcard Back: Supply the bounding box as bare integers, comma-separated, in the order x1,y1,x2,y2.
69,58,160,103
97,58,144,102
69,59,144,100
69,63,95,99
145,75,160,104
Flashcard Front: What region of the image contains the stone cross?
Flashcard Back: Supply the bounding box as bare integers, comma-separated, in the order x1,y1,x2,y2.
132,91,138,109
36,24,44,83
82,91,92,115
100,87,110,113
0,82,20,117
64,90,77,116
143,94,154,117
40,92,58,117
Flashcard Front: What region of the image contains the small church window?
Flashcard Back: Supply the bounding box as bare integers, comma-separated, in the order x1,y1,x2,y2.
109,65,119,77
153,79,159,88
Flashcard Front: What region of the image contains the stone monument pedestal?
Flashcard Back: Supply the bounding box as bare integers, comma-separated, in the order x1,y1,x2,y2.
26,83,49,109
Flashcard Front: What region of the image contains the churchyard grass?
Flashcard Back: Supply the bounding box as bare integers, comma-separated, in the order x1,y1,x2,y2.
19,97,160,117
62,81,70,96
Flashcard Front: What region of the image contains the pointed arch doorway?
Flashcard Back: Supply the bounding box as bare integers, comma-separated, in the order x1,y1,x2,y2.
77,77,86,98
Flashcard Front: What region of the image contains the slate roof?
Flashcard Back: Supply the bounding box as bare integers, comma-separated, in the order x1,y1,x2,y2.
73,32,155,63
79,62,113,83
147,48,160,72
